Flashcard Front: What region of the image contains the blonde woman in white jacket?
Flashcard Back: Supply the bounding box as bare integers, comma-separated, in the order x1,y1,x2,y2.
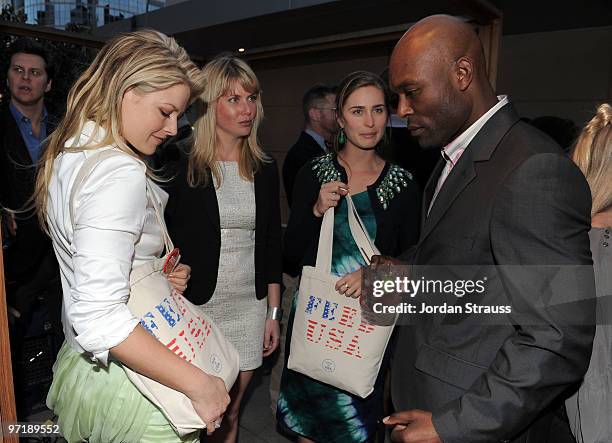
34,30,229,443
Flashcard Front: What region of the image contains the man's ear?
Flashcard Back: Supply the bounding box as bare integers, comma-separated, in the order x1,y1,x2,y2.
308,107,320,123
45,78,52,93
454,57,473,92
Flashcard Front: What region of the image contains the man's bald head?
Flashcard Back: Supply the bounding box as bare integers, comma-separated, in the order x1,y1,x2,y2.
393,15,487,78
389,15,497,149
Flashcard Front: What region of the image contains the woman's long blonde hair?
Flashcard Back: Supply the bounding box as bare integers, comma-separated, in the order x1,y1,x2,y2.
188,55,267,188
572,103,612,216
34,29,205,228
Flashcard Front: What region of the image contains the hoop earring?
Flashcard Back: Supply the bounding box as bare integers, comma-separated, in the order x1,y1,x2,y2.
338,127,346,145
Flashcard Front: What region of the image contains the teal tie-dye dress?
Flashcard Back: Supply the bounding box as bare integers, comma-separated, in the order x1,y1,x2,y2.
277,191,384,442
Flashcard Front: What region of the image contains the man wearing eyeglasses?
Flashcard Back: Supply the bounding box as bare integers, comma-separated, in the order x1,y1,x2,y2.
1,37,61,418
283,83,338,209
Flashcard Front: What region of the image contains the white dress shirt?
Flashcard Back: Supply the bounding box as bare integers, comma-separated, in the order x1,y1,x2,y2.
428,95,509,215
47,121,168,366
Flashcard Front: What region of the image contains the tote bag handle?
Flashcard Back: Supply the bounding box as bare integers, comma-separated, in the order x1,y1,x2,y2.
346,193,380,263
68,149,174,254
314,193,380,273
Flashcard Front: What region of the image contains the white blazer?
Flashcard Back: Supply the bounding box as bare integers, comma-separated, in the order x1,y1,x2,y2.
47,121,169,365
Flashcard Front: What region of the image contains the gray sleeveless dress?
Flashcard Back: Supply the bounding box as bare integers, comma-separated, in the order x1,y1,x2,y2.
200,161,266,371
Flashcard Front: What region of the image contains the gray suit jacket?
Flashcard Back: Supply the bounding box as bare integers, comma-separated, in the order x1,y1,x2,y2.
392,104,595,442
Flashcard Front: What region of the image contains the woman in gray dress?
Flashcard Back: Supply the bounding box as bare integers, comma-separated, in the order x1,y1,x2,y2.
164,55,282,442
566,103,612,443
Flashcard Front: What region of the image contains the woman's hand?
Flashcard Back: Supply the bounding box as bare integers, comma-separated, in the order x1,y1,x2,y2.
335,268,363,298
313,181,349,217
167,263,191,293
189,373,230,435
262,317,280,357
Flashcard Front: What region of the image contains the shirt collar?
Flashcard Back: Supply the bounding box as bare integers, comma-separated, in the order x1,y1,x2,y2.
442,95,509,165
64,120,107,148
9,102,23,122
9,101,48,124
305,128,328,152
387,114,407,128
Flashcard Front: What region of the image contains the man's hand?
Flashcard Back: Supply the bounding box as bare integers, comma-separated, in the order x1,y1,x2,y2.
383,410,442,443
370,254,403,268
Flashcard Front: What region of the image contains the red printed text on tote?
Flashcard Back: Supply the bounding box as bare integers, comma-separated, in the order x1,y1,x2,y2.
139,291,212,363
304,294,374,358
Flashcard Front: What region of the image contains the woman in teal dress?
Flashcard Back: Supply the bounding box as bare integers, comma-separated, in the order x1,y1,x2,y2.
278,71,421,442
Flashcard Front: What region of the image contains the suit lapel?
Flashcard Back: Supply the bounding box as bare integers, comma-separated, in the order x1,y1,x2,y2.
302,131,327,157
420,152,477,242
200,173,220,230
421,157,445,233
4,109,35,166
419,104,521,243
254,167,264,236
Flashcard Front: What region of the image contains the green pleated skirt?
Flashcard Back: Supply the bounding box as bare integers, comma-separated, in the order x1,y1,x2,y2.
47,342,198,443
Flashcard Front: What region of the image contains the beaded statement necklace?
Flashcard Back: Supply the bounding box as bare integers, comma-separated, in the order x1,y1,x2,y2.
311,153,413,210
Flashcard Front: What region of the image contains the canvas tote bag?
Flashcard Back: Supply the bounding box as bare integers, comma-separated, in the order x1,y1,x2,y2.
287,194,397,398
69,149,239,436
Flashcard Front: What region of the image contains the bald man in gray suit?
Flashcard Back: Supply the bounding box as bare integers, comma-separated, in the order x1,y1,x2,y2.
381,15,595,443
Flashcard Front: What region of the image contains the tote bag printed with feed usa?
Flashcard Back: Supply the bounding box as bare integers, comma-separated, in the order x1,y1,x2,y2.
69,150,240,436
287,194,397,398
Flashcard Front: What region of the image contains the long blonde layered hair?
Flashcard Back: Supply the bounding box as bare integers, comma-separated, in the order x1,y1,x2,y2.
34,29,205,228
188,55,267,188
572,103,612,216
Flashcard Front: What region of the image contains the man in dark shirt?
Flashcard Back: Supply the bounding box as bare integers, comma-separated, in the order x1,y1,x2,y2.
1,38,54,276
282,84,337,207
0,38,62,417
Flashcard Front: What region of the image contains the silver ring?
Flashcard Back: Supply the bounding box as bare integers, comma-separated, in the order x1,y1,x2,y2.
214,421,221,429
344,283,349,289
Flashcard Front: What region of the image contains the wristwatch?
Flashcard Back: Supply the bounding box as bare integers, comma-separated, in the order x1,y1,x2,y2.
267,306,283,321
